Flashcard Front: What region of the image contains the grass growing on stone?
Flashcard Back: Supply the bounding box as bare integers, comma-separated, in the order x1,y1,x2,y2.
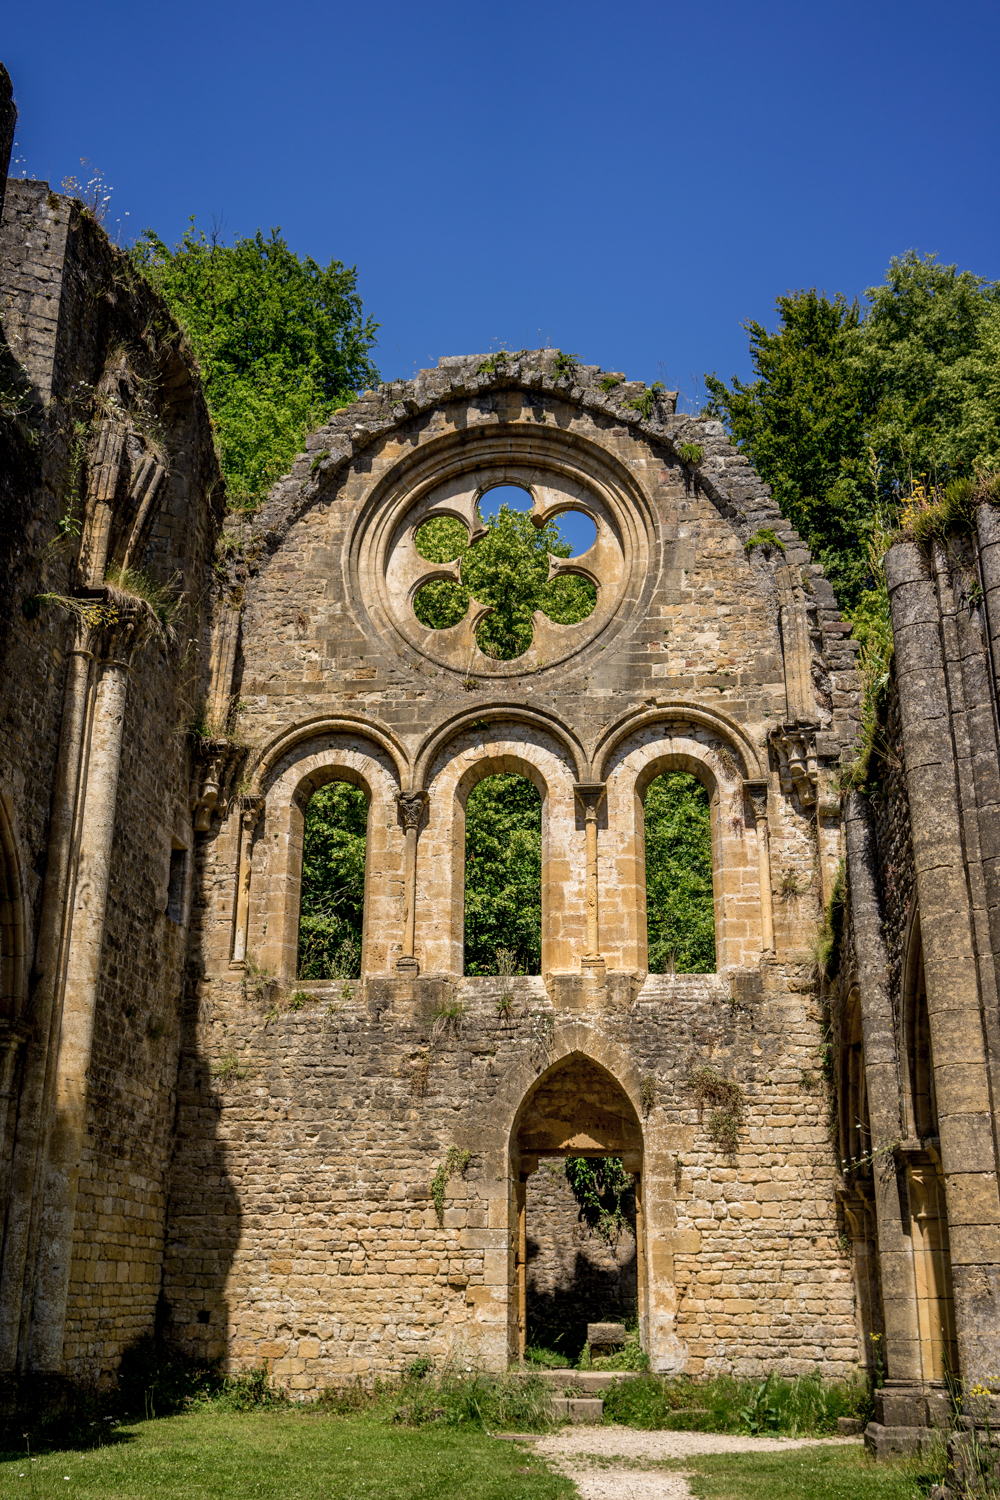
602,1370,871,1435
0,1407,573,1500
663,1442,943,1500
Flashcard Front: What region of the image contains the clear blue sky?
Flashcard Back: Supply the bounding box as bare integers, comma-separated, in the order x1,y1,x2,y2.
4,0,998,406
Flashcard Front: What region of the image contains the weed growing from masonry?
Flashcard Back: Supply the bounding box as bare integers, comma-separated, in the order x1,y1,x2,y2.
745,527,786,556
430,1146,471,1225
564,1156,634,1244
688,1067,744,1154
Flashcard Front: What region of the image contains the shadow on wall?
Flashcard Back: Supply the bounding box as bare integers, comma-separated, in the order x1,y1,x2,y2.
158,843,243,1367
525,1164,637,1363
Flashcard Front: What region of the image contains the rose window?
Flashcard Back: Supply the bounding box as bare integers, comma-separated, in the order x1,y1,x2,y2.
382,469,626,676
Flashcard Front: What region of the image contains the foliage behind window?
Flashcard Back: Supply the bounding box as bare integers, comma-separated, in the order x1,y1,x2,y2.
414,507,596,660
464,774,542,975
298,781,368,980
644,772,715,974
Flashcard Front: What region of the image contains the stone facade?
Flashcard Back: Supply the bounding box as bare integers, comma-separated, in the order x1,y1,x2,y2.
0,73,224,1384
7,61,998,1438
153,340,864,1388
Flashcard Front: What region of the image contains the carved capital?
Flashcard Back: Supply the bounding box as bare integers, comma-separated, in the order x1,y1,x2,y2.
240,795,265,833
397,789,428,831
573,782,607,819
769,720,820,805
744,778,769,824
189,738,247,834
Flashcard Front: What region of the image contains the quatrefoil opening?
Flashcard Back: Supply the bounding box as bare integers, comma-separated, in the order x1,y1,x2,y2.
383,473,625,674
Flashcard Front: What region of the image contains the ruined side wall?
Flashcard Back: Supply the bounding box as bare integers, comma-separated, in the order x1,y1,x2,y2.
0,179,223,1379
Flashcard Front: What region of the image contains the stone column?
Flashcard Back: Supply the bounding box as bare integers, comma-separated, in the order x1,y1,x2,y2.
396,791,428,976
886,540,1000,1389
574,784,606,972
515,1173,528,1361
634,1169,648,1351
0,640,92,1370
230,797,264,970
844,791,924,1414
26,632,134,1371
839,1186,882,1376
744,780,774,953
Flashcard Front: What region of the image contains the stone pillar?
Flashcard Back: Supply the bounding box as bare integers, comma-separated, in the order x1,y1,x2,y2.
515,1173,528,1361
230,797,264,969
0,64,15,225
396,791,428,976
886,540,1000,1389
844,792,924,1407
27,635,133,1370
744,779,774,953
574,784,606,972
634,1169,648,1351
0,641,92,1370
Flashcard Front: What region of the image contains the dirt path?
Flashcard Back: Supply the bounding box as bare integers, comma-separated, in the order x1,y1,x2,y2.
529,1428,861,1500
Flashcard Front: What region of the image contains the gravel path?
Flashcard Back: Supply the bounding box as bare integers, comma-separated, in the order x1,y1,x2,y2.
527,1428,861,1500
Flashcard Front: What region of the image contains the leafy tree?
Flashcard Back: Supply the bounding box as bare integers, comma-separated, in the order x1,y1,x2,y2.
644,772,715,974
413,506,596,659
297,781,367,979
705,253,1000,616
464,774,542,975
705,290,878,612
134,222,379,509
861,252,1000,482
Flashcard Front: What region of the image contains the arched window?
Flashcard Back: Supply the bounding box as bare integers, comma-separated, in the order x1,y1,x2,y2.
643,771,715,973
464,773,542,975
297,780,368,979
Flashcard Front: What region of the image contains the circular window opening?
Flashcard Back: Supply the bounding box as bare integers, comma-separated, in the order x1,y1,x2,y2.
413,490,596,658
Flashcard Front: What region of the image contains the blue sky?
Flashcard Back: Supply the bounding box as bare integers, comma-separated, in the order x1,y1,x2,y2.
4,0,999,407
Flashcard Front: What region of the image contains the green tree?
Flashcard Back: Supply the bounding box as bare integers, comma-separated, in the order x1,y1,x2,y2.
297,781,368,979
644,772,715,974
134,223,379,510
464,774,542,975
705,253,1000,616
705,290,878,612
413,506,596,659
861,251,1000,482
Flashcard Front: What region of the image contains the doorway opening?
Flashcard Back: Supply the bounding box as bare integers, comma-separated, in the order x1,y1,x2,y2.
525,1156,638,1367
512,1053,645,1369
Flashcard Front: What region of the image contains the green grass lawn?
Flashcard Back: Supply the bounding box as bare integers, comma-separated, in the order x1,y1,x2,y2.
666,1442,943,1500
0,1409,573,1500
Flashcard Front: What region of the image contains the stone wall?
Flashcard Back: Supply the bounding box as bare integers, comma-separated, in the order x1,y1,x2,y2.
159,349,862,1387
0,170,224,1380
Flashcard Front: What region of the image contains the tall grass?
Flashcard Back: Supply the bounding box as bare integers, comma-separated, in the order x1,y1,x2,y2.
320,1365,555,1432
602,1370,872,1436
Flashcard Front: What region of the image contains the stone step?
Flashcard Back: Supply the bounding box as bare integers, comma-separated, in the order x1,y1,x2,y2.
550,1397,604,1423
521,1368,643,1391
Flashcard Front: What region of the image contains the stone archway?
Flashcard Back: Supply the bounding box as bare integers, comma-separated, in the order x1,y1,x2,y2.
509,1052,644,1362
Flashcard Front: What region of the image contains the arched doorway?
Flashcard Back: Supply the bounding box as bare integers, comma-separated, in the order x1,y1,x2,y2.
509,1053,644,1364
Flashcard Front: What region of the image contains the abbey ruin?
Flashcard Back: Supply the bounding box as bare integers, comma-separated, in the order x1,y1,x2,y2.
1,65,998,1454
